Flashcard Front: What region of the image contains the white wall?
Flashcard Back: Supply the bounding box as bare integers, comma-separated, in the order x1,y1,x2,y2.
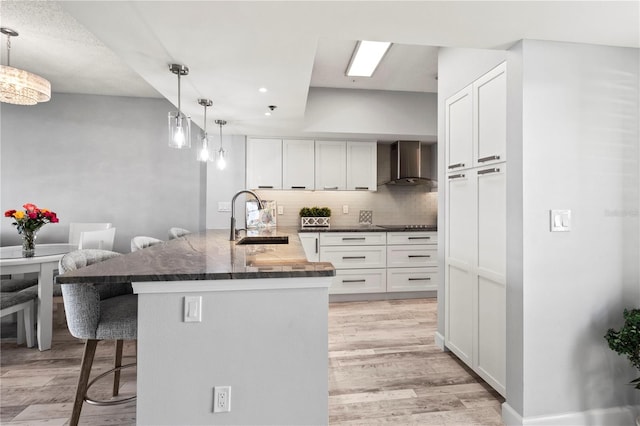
0,94,204,252
305,87,437,140
512,40,640,421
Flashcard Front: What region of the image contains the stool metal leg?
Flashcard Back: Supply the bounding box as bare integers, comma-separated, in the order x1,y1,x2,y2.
113,340,123,396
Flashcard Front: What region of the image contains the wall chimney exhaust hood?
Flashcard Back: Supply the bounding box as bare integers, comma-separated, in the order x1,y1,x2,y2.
386,140,435,187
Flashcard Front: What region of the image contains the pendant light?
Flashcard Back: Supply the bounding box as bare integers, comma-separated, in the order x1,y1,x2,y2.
215,119,227,170
0,27,51,105
197,98,213,162
168,64,191,149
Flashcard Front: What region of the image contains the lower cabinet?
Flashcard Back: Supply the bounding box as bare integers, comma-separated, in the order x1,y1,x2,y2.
299,231,438,295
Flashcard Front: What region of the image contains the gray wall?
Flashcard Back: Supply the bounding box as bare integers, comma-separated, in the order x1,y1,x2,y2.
1,93,204,253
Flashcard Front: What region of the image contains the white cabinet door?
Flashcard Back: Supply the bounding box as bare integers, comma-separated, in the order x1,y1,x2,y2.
445,171,475,366
320,245,386,269
387,245,437,268
315,141,346,190
387,267,438,292
283,139,315,190
298,233,319,262
346,141,377,191
246,138,282,189
474,63,507,167
445,85,473,173
330,269,386,294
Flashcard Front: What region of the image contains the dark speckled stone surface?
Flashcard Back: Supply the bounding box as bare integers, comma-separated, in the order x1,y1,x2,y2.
56,228,335,284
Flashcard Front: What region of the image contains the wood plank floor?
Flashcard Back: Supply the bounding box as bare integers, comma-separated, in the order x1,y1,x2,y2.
1,298,504,425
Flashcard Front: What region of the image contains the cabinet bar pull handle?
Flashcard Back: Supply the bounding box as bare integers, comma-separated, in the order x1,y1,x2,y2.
408,277,431,281
448,163,465,169
291,186,306,189
408,255,431,258
315,238,318,254
342,237,366,241
342,256,366,260
342,279,366,283
408,237,431,240
258,185,274,189
324,186,338,190
448,173,466,180
478,155,501,163
355,186,369,190
478,167,501,175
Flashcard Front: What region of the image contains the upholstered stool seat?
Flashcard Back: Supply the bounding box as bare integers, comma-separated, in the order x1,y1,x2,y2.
168,227,191,240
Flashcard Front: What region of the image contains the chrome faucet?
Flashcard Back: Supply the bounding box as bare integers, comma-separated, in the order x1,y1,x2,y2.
230,189,264,241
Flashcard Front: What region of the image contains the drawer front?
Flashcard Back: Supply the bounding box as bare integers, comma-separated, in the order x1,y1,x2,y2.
320,232,386,246
320,245,386,269
387,245,437,267
387,232,437,245
387,267,438,292
330,269,386,294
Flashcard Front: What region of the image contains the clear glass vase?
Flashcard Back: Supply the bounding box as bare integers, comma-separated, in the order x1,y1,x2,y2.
21,229,37,257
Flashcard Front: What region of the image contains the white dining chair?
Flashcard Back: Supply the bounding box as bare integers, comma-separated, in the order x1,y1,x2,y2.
68,223,112,246
130,236,163,252
168,227,191,240
78,228,116,251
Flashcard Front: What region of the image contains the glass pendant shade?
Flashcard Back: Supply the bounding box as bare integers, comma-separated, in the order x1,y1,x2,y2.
168,111,191,149
217,147,227,170
198,133,212,162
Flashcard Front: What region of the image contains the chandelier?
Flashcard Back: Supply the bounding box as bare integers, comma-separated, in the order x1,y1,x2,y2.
0,27,51,105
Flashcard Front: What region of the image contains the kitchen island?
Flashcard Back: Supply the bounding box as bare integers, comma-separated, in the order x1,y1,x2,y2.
57,229,335,425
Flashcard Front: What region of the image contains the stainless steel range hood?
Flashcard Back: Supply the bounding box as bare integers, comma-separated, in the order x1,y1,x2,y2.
386,140,435,186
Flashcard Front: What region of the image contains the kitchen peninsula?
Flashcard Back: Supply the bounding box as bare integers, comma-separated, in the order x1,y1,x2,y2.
56,229,335,425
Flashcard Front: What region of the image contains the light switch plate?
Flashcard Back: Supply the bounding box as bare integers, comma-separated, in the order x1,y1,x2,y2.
550,209,571,232
184,296,202,322
218,201,231,212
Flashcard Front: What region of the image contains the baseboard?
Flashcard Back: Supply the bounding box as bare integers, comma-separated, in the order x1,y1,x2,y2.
434,331,447,351
502,402,640,425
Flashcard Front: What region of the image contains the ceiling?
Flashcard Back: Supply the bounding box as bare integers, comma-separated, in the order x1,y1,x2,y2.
1,1,638,137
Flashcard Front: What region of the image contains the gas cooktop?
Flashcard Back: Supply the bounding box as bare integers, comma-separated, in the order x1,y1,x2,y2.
376,224,437,231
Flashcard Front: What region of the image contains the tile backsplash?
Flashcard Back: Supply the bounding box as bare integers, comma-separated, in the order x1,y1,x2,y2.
255,185,437,228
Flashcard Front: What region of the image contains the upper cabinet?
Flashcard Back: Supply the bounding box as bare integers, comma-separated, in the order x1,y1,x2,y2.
346,141,377,191
445,63,507,172
248,138,377,191
283,139,315,190
315,140,347,191
246,138,283,189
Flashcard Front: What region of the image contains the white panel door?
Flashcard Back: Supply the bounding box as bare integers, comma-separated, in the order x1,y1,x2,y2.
445,85,473,172
298,233,319,262
474,62,507,167
477,275,506,396
282,139,315,190
315,141,346,190
346,141,377,191
246,138,282,189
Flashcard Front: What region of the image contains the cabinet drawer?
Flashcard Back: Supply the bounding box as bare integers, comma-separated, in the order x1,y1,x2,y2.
320,245,386,269
320,232,386,246
330,269,386,294
387,267,438,292
387,245,437,267
387,232,437,245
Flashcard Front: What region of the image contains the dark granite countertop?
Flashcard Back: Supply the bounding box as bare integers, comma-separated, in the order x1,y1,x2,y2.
298,225,438,232
56,228,335,284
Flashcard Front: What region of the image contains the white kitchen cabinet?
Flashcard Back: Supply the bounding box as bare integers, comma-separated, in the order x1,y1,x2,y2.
387,267,438,292
315,140,346,191
246,138,282,189
283,139,315,190
387,231,438,293
346,141,377,191
298,232,319,262
445,62,507,172
332,269,387,294
444,68,507,397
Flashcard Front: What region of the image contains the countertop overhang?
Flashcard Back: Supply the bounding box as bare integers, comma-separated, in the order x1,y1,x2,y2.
56,228,335,284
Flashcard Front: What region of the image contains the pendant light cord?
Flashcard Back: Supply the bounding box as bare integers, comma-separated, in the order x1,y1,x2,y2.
219,122,223,149
177,72,181,116
5,34,10,66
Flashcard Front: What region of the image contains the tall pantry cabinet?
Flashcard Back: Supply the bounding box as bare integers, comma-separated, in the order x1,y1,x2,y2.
444,62,507,397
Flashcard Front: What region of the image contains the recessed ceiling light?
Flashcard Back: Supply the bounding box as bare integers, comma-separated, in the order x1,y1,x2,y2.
346,40,392,77
259,87,268,93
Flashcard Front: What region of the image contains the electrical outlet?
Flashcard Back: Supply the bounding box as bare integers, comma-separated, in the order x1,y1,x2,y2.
218,201,231,212
213,386,231,413
342,205,349,214
277,205,284,215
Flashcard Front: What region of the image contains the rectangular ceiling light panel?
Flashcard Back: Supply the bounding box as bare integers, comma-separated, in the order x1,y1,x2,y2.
346,40,392,77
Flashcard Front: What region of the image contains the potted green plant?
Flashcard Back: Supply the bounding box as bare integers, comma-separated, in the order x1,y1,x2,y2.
605,308,640,389
299,206,331,228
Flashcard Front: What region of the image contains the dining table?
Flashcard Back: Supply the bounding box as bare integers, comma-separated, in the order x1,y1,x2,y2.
0,243,77,350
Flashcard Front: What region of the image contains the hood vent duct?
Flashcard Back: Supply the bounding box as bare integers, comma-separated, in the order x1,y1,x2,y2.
386,140,435,187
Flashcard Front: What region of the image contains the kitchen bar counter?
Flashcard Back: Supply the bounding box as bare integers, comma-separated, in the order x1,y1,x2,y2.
56,228,334,284
57,228,333,425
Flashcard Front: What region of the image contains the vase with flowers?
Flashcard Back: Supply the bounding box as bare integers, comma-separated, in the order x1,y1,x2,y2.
4,203,59,257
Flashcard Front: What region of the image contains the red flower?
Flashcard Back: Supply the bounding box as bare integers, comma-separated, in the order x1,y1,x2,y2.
4,209,16,217
23,203,37,212
50,214,59,223
28,212,38,219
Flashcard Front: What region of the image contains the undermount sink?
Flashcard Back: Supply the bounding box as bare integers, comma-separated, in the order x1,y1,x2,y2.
236,236,289,245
